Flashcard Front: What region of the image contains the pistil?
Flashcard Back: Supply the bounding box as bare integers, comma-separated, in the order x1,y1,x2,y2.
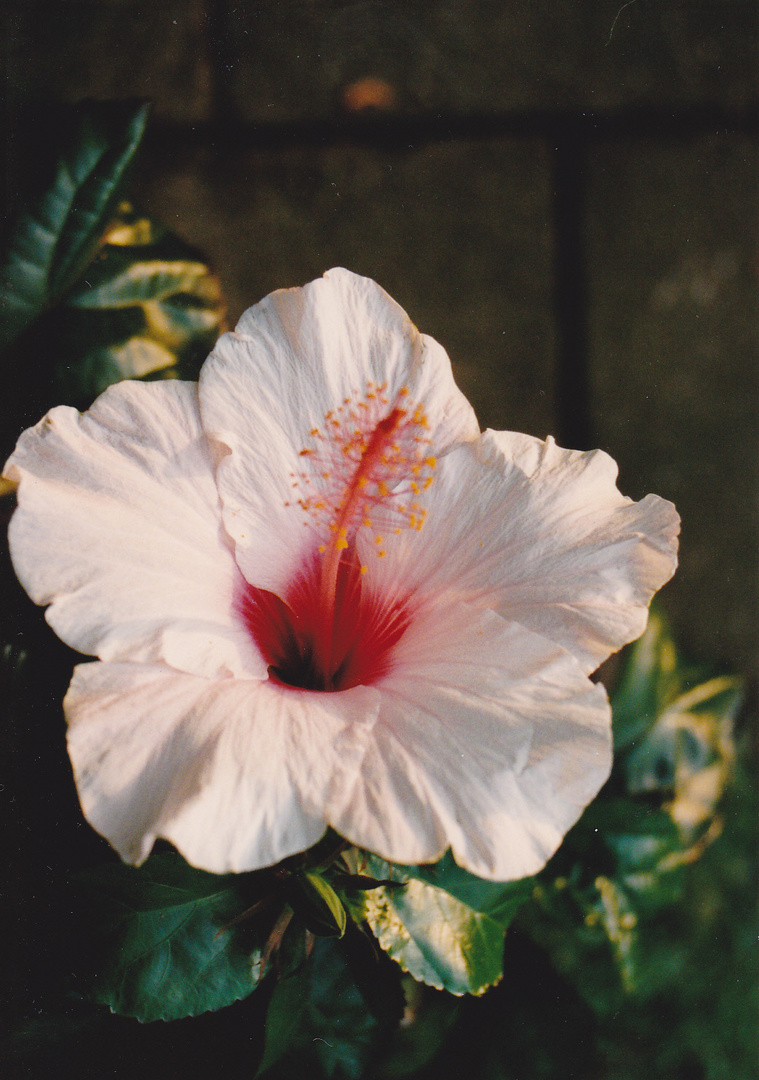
246,384,436,691
318,406,406,627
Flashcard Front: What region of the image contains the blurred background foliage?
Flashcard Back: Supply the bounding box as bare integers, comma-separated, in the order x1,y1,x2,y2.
1,4,757,1078
0,101,225,458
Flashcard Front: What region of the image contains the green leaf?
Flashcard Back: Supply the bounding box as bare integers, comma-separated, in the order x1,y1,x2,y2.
591,875,640,992
53,213,225,400
75,851,265,1022
257,937,386,1079
522,872,641,1015
611,607,681,751
287,871,348,938
407,850,535,923
68,257,214,309
360,854,533,996
522,621,744,1013
0,101,150,350
256,962,310,1076
624,674,742,840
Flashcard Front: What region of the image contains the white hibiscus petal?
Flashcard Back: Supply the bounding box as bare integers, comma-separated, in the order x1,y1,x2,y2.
65,660,381,873
327,603,611,881
199,268,479,592
3,380,264,679
372,430,679,674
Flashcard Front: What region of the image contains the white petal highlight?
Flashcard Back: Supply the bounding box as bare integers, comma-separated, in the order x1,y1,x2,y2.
198,268,479,593
327,603,612,881
65,660,381,873
4,381,264,680
372,430,680,674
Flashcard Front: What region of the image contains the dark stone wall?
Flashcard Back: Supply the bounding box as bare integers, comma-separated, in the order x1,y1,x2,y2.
3,0,757,670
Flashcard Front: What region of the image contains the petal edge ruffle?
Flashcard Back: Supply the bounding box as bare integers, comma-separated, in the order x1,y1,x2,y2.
4,380,264,680
369,430,680,674
326,603,612,881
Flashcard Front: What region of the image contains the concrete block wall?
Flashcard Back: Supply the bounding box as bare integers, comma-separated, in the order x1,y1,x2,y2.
3,0,757,671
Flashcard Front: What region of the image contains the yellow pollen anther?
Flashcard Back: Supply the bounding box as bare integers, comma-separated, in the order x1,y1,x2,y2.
291,385,437,645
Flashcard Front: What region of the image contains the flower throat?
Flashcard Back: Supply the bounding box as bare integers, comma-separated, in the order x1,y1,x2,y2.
240,384,435,691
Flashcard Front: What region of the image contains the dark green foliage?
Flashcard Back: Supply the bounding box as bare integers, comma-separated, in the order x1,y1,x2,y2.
57,204,226,398
286,870,348,938
73,852,265,1022
0,101,150,351
257,935,403,1080
0,102,225,459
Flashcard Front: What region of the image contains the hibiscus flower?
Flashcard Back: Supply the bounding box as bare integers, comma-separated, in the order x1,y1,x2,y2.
3,268,679,881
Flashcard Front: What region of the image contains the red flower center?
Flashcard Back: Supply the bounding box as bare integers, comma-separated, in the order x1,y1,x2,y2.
238,383,435,692
239,545,411,691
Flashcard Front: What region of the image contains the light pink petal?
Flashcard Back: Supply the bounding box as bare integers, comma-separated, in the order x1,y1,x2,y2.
65,660,381,873
326,603,611,881
4,381,264,680
368,430,680,674
198,268,479,593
